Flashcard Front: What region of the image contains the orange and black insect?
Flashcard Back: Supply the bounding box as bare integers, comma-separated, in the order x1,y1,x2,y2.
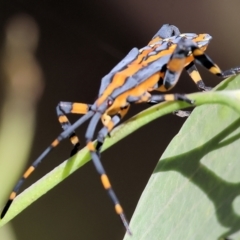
1,24,240,234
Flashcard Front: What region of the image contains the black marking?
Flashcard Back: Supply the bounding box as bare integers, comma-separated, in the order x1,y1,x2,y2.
96,141,103,151
69,132,77,139
175,93,194,104
70,142,80,157
1,199,13,219
195,54,215,69
185,60,195,71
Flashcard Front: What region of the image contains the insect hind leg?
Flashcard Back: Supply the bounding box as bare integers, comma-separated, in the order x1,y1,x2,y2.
56,101,91,156
98,114,131,234
185,61,212,91
86,110,132,234
1,111,94,219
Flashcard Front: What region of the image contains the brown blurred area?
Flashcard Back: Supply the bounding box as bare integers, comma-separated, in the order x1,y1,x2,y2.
0,1,240,239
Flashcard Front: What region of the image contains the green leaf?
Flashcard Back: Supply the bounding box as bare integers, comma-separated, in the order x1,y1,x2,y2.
1,75,240,239
123,75,240,240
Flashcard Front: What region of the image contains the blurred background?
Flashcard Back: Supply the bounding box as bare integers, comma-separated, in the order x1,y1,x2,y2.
0,0,240,239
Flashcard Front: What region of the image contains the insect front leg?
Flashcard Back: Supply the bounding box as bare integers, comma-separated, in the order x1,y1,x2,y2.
156,43,196,119
187,40,240,79
185,61,212,91
161,42,188,92
56,101,91,156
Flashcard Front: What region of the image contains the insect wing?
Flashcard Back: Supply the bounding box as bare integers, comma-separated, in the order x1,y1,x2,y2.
111,54,171,99
98,47,139,96
134,54,171,84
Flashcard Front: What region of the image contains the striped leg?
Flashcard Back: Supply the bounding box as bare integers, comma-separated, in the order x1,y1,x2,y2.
85,108,132,235
158,40,198,117
1,111,94,219
147,93,194,105
127,91,193,105
162,40,187,91
165,38,240,92
56,101,91,156
190,42,240,78
185,61,212,91
96,114,122,153
128,92,193,117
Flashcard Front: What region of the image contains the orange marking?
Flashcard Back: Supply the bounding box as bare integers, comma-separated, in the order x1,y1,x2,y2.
156,85,168,92
194,34,205,42
200,46,207,52
118,105,130,118
133,47,153,64
147,87,154,92
97,45,176,107
184,55,194,66
10,192,16,200
70,135,79,145
141,92,151,102
193,49,203,56
58,115,68,123
107,121,114,132
23,166,35,178
189,70,202,83
148,36,162,46
147,46,175,63
71,103,88,114
168,58,185,72
115,204,123,214
138,47,152,55
105,73,160,116
194,34,210,47
210,66,221,75
101,174,111,189
51,139,59,147
101,114,111,126
96,33,209,110
165,95,175,101
87,141,95,151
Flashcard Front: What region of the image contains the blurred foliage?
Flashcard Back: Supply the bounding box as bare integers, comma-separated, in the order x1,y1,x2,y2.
0,14,43,239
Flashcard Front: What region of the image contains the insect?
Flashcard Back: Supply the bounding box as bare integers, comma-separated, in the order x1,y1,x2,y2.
1,24,240,235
